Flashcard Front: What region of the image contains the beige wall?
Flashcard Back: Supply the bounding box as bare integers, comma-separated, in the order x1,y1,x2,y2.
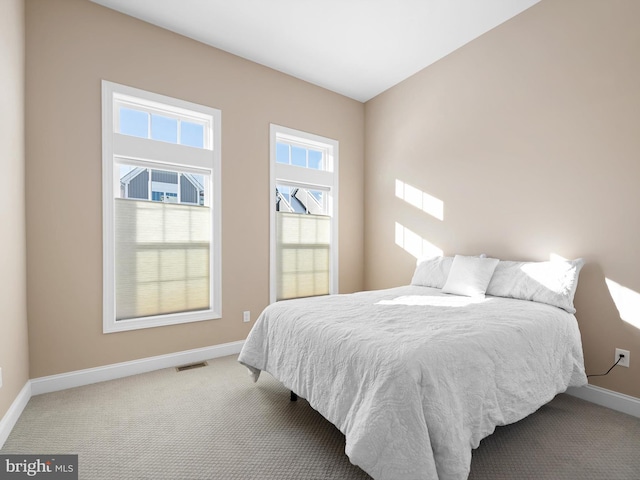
364,0,640,398
25,0,364,378
0,0,30,419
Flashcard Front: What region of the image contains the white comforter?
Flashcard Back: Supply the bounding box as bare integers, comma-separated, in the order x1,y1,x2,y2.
238,286,587,480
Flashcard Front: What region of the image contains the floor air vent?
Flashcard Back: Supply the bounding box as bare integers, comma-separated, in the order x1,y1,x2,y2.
176,361,208,372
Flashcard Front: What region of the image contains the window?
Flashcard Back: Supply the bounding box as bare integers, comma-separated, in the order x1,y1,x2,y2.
102,81,221,333
270,124,338,302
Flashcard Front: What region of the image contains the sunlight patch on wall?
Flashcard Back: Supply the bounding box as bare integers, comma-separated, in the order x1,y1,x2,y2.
395,180,444,221
605,278,640,330
395,222,443,259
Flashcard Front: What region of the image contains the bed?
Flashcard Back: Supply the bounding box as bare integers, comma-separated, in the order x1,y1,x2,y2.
238,255,587,480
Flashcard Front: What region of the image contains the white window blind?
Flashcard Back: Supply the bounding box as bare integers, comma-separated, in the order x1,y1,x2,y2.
276,212,330,300
115,199,210,320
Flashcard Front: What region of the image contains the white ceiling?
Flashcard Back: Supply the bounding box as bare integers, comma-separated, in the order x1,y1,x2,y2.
90,0,540,102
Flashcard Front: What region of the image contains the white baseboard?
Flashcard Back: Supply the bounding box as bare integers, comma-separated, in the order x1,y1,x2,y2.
31,340,244,396
566,384,640,418
0,382,32,449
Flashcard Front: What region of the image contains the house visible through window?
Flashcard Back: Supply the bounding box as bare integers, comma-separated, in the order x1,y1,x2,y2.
120,167,205,205
102,81,221,333
270,124,338,302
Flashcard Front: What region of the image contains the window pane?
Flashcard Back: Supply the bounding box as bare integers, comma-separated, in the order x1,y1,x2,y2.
151,114,178,143
277,185,326,215
180,121,204,148
308,150,323,170
307,189,325,211
180,174,204,205
119,165,206,207
276,143,290,164
119,107,149,138
276,185,291,212
291,146,307,167
190,174,205,206
294,188,325,214
119,166,149,200
151,168,178,202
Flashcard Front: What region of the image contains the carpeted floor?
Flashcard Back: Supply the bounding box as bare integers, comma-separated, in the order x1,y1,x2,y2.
2,355,639,479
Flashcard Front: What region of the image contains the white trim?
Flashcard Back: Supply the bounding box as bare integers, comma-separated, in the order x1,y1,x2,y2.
31,341,244,396
566,384,640,419
0,382,31,449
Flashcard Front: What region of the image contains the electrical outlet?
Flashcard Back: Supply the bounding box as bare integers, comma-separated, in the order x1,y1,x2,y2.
243,311,251,323
615,348,630,368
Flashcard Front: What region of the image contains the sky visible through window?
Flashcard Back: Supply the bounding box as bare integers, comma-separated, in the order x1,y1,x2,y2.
276,142,323,169
119,107,204,148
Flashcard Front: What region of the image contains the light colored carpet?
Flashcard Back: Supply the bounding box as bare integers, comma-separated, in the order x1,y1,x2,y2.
2,355,639,479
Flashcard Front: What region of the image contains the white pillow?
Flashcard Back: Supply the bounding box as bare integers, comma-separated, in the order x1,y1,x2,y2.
410,256,454,288
486,258,584,313
441,255,500,297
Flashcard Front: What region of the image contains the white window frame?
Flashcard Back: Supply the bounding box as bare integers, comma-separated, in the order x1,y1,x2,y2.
102,80,222,333
269,124,339,303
